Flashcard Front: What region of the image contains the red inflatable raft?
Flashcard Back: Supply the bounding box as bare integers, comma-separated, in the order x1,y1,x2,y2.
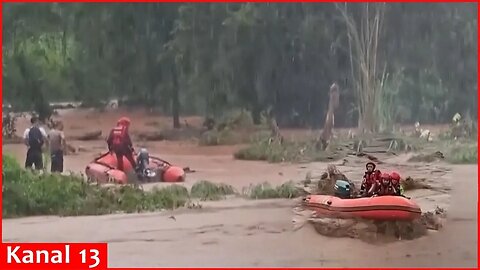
302,194,422,221
85,152,186,184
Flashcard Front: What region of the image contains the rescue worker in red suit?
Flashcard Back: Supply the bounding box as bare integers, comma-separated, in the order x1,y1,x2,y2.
360,162,381,197
377,173,396,196
390,171,402,196
107,117,136,172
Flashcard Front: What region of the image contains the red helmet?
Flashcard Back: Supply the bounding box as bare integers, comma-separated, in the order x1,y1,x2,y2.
117,117,131,127
380,173,391,186
381,173,391,180
390,172,401,181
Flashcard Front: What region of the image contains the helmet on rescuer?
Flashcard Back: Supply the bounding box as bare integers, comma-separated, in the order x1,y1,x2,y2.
117,117,131,127
390,171,401,181
381,173,391,185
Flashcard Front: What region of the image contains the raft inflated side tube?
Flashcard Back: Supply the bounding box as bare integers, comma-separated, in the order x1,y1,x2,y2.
303,194,422,221
85,162,128,184
163,166,186,182
96,153,137,172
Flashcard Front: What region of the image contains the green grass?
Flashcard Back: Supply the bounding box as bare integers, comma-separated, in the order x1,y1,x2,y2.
4,154,306,218
405,137,477,164
198,128,270,146
190,180,236,201
42,151,50,171
2,154,191,218
199,129,242,146
445,144,478,164
199,109,261,146
242,181,304,199
7,149,391,219
234,137,345,163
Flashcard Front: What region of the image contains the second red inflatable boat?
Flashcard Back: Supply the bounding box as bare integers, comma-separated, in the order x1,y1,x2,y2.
85,152,186,184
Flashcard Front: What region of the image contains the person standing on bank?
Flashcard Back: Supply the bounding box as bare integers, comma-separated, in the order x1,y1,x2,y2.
48,121,66,173
24,116,48,170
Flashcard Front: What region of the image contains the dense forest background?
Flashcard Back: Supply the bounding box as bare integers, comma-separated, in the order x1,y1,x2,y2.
3,3,478,131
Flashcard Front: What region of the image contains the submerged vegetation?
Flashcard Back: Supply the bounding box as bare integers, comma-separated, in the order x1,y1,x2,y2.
190,180,236,201
234,136,346,163
242,181,305,199
2,154,191,217
445,144,478,164
3,154,306,218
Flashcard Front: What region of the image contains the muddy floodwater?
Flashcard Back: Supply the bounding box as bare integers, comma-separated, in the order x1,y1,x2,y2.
2,109,477,267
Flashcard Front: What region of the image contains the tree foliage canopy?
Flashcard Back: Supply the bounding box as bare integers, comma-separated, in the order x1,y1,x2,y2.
3,3,477,128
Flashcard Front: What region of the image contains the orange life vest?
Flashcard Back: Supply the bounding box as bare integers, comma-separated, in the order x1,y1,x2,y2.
111,125,127,148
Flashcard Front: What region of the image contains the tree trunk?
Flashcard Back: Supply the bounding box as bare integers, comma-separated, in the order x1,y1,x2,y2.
62,26,67,65
318,83,340,150
171,66,181,129
252,105,262,125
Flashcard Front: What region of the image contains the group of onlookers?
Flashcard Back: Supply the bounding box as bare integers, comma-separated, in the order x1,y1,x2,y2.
23,115,142,175
23,116,65,173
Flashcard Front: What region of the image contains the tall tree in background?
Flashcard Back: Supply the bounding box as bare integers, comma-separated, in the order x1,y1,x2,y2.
337,3,386,133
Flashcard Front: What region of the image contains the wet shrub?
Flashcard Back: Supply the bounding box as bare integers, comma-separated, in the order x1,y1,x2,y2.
446,144,477,164
199,129,240,146
243,181,304,199
234,138,345,163
190,180,235,201
198,109,267,146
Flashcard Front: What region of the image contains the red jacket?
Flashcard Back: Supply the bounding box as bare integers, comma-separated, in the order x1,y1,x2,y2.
107,125,133,151
361,170,381,194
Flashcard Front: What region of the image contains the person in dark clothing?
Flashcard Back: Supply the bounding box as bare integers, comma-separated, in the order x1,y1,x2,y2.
24,116,47,170
107,117,136,172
